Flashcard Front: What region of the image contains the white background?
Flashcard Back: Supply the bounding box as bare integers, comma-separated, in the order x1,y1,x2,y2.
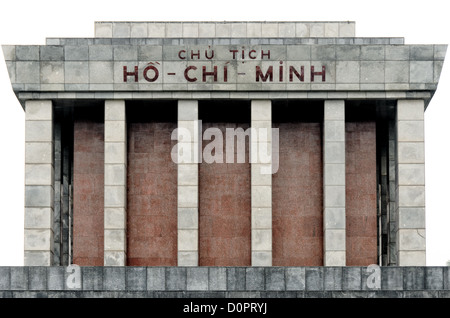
0,0,449,266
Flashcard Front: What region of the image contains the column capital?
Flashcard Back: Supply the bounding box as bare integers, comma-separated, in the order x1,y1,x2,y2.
24,100,53,121
105,100,126,121
397,99,425,120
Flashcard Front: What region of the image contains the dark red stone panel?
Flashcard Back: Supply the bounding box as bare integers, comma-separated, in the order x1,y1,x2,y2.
73,118,104,266
346,122,378,266
272,123,323,266
127,122,178,266
199,123,251,266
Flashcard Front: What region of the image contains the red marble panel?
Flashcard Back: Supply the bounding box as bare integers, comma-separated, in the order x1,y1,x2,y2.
272,123,323,266
73,119,104,266
346,122,378,266
199,123,251,266
127,122,178,266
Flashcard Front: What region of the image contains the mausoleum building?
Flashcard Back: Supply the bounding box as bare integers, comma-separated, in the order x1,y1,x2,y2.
1,21,449,298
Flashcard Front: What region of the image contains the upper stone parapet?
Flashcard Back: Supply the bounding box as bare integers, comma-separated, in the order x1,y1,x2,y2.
1,21,447,109
94,21,356,38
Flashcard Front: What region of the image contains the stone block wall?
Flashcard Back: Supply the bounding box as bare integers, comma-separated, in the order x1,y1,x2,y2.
24,101,54,266
94,21,356,39
1,266,450,298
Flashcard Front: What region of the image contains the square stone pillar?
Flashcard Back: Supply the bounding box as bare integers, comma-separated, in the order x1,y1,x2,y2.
251,100,272,266
177,100,199,266
323,100,346,266
396,99,426,266
24,100,54,266
104,100,127,266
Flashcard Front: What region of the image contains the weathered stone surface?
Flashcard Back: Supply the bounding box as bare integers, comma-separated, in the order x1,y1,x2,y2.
103,267,126,290
4,27,445,96
381,267,403,290
10,267,28,290
82,267,103,291
166,267,186,291
425,267,444,290
265,267,285,291
147,267,165,291
324,267,342,290
209,267,227,291
16,46,39,60
246,267,265,290
2,266,450,298
342,268,362,291
227,267,246,291
29,267,47,290
444,267,450,290
126,267,146,291
98,21,358,38
403,267,425,290
47,267,64,290
187,267,208,291
305,267,323,291
0,268,11,290
286,267,305,291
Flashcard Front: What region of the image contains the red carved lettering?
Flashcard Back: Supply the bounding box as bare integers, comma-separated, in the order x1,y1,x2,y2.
184,66,197,82
256,66,273,82
143,65,159,82
205,50,214,60
230,49,238,59
289,66,304,82
223,65,228,82
249,50,257,59
202,66,218,82
191,50,200,59
261,50,271,59
123,66,139,82
311,65,326,82
178,50,186,60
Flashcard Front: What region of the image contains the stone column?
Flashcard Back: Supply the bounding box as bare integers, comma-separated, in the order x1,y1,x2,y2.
323,100,346,266
251,100,272,266
177,100,199,266
24,100,54,266
396,99,426,266
104,100,127,266
388,118,398,265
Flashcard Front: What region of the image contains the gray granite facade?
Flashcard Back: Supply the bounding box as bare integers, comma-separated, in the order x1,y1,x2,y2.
1,21,446,107
3,42,446,96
